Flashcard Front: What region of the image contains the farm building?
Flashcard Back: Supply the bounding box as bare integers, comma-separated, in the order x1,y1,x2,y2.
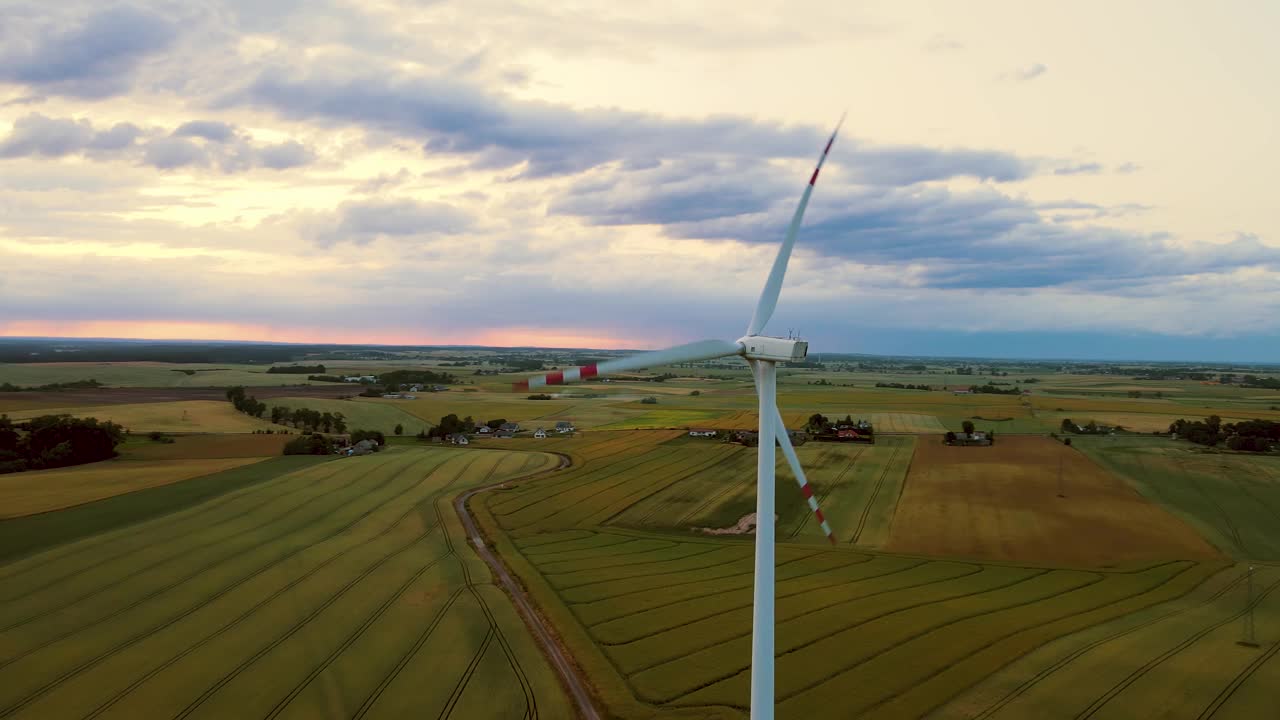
534,428,547,438
347,438,379,456
555,421,575,433
499,422,521,433
476,426,492,434
343,375,378,383
945,431,992,446
688,429,717,437
446,433,469,445
495,431,515,439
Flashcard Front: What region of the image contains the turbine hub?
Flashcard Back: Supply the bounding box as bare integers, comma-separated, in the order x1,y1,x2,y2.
737,336,808,363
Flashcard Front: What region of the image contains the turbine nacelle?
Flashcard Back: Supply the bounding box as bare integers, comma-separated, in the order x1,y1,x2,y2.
738,336,808,363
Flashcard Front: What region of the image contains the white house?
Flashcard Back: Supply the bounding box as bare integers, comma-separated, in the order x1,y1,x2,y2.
688,429,717,437
477,426,492,434
534,428,547,438
555,421,575,433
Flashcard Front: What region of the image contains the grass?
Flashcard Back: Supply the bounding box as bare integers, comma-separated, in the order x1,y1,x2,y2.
0,457,270,518
6,400,290,433
1073,435,1280,561
0,447,571,719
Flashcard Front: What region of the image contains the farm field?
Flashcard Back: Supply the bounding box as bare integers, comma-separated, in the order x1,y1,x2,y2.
886,436,1220,566
0,457,268,518
0,447,571,720
5,400,290,434
608,436,915,548
1074,436,1280,561
930,562,1280,719
269,397,431,436
0,362,315,388
120,433,292,459
469,431,1257,718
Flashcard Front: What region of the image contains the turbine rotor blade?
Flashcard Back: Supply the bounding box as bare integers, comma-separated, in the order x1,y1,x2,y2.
513,339,742,391
774,407,837,545
745,113,845,337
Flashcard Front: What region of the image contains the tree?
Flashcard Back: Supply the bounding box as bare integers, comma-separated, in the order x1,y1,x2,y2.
944,431,957,444
320,412,334,433
1060,418,1075,433
690,390,701,396
394,423,404,436
486,418,507,430
962,420,975,435
350,429,385,446
1063,437,1072,446
333,412,347,434
284,434,334,455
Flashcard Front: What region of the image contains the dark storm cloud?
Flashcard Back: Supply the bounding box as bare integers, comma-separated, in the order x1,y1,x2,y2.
0,5,177,98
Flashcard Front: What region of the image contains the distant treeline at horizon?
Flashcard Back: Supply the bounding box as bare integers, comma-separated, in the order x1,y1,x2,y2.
3,337,1280,369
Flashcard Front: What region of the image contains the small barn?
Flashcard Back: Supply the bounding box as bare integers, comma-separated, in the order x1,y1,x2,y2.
534,428,547,438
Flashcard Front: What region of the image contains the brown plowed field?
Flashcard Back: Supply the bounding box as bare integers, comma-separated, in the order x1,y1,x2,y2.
885,435,1220,566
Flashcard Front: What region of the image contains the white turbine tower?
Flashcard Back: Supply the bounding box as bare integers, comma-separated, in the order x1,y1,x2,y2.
515,116,843,719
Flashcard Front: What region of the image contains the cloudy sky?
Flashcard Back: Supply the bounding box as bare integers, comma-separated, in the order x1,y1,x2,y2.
1,1,1277,361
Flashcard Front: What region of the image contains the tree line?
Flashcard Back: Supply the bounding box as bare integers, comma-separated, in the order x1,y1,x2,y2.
875,382,932,391
1,379,104,392
225,386,348,433
0,414,124,474
267,364,326,374
1170,416,1280,451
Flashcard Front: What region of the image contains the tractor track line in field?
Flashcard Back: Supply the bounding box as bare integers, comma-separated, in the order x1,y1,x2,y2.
588,558,934,648
1074,574,1280,719
0,453,448,718
966,563,1243,720
494,449,674,519
764,571,1109,708
850,445,903,545
565,550,815,607
435,470,541,720
860,561,1205,719
0,459,355,602
626,562,982,677
171,453,496,720
257,454,517,720
603,448,738,527
520,452,702,528
348,590,465,720
574,554,874,629
534,538,678,566
0,454,432,664
0,455,405,630
1199,637,1280,719
82,454,485,720
788,446,855,539
455,452,604,720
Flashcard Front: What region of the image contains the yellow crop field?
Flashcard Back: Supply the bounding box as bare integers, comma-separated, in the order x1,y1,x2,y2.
887,436,1220,566
0,457,268,518
0,447,571,719
7,400,290,433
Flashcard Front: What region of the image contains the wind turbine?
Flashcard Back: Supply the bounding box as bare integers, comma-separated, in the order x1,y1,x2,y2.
514,116,843,719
